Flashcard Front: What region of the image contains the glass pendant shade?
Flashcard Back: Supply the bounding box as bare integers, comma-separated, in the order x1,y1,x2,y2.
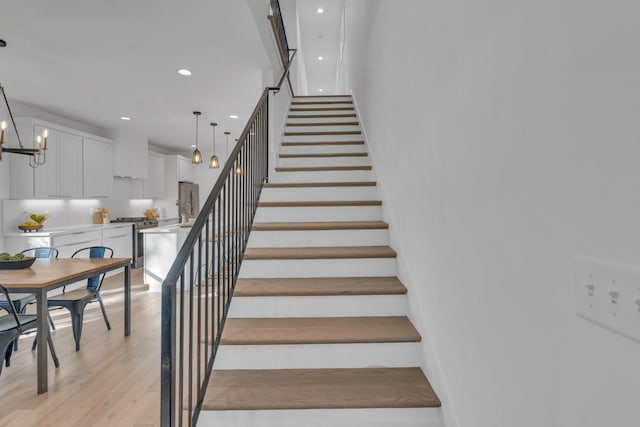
192,148,202,164
192,111,202,164
209,122,219,169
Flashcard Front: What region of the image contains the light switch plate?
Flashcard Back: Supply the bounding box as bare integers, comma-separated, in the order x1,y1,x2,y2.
575,255,640,344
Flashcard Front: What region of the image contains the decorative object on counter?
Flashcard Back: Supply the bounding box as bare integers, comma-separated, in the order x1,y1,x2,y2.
93,208,104,224
18,211,49,232
191,111,202,164
144,208,159,218
209,122,219,169
0,83,42,164
0,252,36,269
101,208,110,224
176,200,191,224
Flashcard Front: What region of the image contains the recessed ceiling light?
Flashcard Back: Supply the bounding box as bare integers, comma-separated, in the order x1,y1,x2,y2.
190,144,197,148
318,56,323,61
229,115,239,119
177,68,192,76
120,116,131,121
318,89,323,92
317,7,324,13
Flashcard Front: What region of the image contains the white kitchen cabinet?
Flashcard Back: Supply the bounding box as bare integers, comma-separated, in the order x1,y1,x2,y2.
177,155,194,182
102,225,133,259
8,118,106,199
52,229,102,258
111,129,148,179
83,137,114,198
56,131,83,198
143,151,165,198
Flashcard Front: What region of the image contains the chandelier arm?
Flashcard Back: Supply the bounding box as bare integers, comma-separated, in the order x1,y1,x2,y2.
0,83,25,148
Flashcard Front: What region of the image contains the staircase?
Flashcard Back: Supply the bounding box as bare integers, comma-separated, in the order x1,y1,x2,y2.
199,95,442,426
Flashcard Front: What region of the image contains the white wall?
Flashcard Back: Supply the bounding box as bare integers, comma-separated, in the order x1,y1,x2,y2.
340,1,640,427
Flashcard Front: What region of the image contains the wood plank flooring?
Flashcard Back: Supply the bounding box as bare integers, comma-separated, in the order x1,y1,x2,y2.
203,367,441,410
0,268,161,427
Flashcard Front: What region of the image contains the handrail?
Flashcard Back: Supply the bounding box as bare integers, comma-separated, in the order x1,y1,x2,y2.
160,40,296,427
268,11,295,97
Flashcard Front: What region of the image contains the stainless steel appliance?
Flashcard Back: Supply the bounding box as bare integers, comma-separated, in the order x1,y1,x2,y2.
178,181,200,222
111,217,159,268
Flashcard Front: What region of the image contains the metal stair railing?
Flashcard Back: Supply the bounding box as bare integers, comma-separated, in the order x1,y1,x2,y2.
160,47,297,426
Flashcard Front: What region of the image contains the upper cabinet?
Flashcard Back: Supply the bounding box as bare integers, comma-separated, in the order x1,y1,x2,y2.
111,129,148,179
177,155,194,183
143,151,165,198
8,118,111,199
83,137,114,198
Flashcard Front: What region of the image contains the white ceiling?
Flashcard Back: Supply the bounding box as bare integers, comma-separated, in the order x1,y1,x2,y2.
0,0,347,154
0,0,269,153
295,0,344,95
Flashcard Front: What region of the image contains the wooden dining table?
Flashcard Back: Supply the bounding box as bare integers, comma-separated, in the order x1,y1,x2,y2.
0,257,131,394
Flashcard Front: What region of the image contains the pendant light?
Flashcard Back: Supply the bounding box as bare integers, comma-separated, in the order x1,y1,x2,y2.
191,111,202,164
209,122,219,169
224,131,231,161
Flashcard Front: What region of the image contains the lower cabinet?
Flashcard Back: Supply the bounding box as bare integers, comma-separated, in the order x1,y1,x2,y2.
4,225,134,290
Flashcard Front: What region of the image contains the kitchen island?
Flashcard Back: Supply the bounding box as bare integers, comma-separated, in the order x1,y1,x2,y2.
142,223,195,292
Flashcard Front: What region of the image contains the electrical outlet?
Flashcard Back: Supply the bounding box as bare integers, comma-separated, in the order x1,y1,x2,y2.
575,255,640,344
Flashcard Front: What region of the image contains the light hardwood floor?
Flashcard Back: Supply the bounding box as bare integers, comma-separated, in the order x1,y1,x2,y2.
0,268,161,427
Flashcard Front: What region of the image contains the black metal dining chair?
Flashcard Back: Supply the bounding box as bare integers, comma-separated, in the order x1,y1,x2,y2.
0,284,59,376
0,247,58,351
45,246,114,351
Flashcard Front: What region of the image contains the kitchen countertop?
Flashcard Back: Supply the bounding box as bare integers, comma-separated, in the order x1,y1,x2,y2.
4,222,135,238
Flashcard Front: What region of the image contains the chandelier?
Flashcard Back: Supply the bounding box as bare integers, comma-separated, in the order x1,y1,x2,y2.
0,83,46,167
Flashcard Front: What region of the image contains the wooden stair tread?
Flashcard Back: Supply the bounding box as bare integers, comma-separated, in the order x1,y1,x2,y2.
204,367,441,410
288,114,357,118
263,181,376,188
244,246,396,260
258,200,382,207
291,101,354,105
286,122,359,127
234,277,407,297
252,221,388,231
285,131,362,136
290,107,355,112
275,165,371,172
282,140,365,146
221,316,420,345
279,152,368,158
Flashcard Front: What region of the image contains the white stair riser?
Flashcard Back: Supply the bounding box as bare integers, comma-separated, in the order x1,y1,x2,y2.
277,155,370,167
270,170,373,183
260,186,378,202
228,294,406,317
239,258,397,278
285,125,361,133
199,408,443,427
254,205,383,222
287,116,358,124
214,342,421,369
247,229,389,247
283,134,362,143
280,144,367,155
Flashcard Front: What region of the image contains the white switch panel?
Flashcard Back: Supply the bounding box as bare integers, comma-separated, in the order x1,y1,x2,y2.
575,255,640,343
